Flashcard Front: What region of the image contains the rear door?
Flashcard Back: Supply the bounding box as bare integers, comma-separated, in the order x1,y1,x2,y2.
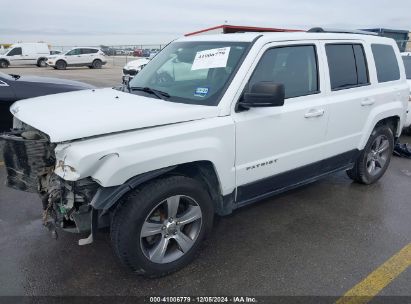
321,41,373,157
79,48,97,65
233,41,330,204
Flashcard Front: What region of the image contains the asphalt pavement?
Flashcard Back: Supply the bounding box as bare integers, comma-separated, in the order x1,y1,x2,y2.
0,66,410,299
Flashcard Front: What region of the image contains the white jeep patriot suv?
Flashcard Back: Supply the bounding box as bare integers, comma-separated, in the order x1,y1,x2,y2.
1,29,408,277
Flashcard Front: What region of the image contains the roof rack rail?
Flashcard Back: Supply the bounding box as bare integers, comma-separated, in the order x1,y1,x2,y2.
307,27,378,36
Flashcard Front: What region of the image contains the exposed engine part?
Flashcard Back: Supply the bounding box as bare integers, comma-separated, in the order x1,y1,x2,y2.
1,126,100,235
0,128,55,192
40,173,99,233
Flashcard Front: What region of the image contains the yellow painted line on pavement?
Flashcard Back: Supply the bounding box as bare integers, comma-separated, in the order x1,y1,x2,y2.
336,243,411,304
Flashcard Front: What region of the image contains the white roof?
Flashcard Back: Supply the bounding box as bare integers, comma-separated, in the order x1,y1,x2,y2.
177,32,396,45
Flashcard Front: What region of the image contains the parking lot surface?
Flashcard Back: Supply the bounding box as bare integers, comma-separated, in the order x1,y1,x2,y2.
0,66,410,298
4,56,131,88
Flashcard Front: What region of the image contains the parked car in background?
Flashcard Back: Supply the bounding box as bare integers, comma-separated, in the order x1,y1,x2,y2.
46,47,107,70
122,58,150,82
50,50,62,55
0,72,94,131
1,30,408,277
100,46,116,56
142,49,151,57
133,48,150,57
0,43,50,68
149,50,159,59
133,48,144,57
401,52,411,133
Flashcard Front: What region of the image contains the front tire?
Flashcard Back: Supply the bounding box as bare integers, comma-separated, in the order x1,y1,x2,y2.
110,176,214,277
0,60,9,68
346,124,394,184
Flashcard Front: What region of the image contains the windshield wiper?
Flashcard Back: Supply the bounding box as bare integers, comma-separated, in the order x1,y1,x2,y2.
130,86,170,100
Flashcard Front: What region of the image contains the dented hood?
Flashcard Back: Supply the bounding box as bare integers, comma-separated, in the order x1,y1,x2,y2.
10,88,219,142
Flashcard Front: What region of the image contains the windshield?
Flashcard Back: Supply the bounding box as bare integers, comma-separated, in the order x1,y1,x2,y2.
402,56,411,79
128,41,250,105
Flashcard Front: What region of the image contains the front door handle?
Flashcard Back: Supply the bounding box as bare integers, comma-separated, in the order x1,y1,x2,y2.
361,98,375,106
304,109,325,118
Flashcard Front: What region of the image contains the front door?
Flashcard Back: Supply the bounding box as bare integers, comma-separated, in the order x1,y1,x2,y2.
233,42,330,204
5,47,24,66
64,48,82,65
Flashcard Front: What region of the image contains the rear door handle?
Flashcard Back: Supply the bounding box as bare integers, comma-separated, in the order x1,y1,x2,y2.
304,109,325,118
361,98,375,106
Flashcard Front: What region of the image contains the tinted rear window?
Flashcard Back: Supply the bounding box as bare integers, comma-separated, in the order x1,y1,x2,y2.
371,44,400,82
326,44,369,90
81,48,98,54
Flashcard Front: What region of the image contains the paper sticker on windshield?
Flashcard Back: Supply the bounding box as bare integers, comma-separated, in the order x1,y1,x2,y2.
194,87,209,97
191,47,231,70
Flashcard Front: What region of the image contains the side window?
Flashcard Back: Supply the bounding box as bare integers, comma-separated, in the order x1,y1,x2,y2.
371,44,400,83
402,56,411,79
326,44,369,90
248,45,319,99
81,48,97,54
66,49,81,56
7,47,22,56
353,45,369,85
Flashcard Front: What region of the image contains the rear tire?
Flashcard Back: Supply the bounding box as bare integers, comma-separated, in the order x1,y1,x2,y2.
37,58,47,67
0,60,9,68
346,124,394,184
55,60,67,70
92,59,102,69
110,175,214,277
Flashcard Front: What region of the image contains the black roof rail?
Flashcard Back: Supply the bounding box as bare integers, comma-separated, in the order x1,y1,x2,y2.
307,27,378,36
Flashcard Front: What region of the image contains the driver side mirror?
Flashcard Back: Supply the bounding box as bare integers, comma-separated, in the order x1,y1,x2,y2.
238,82,285,109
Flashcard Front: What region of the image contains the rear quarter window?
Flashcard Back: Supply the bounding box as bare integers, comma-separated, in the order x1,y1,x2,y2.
371,44,400,83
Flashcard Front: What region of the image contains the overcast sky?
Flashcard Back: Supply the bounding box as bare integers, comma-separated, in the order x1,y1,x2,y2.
1,0,410,47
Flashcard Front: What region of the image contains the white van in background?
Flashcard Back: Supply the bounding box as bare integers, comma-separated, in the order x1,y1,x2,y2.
0,43,50,68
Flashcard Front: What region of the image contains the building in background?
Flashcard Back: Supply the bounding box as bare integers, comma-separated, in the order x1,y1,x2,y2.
362,28,409,52
185,24,301,36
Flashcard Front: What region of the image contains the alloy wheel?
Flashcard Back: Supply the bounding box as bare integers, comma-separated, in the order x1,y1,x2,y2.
366,134,390,176
140,195,202,264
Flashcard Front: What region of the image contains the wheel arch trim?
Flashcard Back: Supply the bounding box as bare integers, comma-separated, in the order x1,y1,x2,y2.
358,102,404,150
91,165,177,215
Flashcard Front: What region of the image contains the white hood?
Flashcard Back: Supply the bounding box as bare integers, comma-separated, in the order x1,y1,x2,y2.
11,88,219,142
124,58,150,70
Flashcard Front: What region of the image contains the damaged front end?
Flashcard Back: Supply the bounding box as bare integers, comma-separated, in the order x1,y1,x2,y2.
1,127,101,241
